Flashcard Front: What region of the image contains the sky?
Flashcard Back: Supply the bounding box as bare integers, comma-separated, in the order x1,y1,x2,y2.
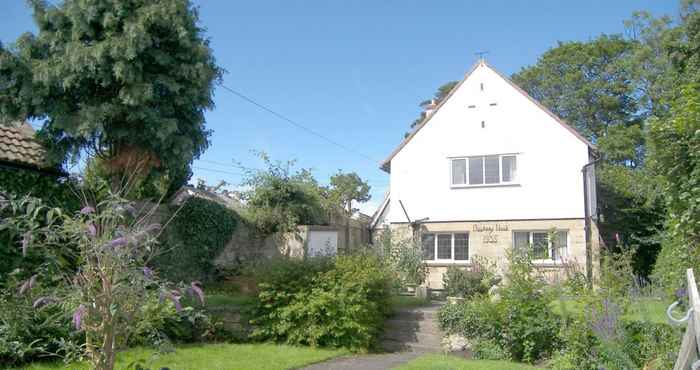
0,0,679,215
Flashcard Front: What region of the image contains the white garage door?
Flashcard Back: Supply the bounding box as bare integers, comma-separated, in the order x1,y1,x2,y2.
307,231,338,257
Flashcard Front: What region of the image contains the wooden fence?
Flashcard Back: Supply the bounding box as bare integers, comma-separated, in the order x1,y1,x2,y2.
671,268,700,370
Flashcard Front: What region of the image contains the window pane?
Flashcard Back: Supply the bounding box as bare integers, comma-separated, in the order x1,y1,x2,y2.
437,234,452,259
451,159,466,185
421,234,435,260
532,232,549,259
552,231,567,260
469,157,484,185
502,156,517,182
454,233,469,260
513,231,530,252
485,155,500,184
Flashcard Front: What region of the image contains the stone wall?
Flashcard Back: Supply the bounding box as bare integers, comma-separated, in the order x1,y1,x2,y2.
389,218,600,289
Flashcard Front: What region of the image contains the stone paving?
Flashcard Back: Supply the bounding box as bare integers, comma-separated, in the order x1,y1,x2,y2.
301,303,443,370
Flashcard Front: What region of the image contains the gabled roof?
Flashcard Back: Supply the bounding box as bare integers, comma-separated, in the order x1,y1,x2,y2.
369,191,390,230
0,122,51,171
380,61,596,172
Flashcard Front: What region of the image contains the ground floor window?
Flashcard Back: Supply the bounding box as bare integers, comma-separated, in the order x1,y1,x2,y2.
512,230,568,261
421,232,469,261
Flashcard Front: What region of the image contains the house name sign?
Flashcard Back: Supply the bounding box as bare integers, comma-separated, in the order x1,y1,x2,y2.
472,223,510,244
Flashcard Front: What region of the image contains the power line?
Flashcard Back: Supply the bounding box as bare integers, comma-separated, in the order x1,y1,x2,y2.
192,166,243,176
218,83,380,164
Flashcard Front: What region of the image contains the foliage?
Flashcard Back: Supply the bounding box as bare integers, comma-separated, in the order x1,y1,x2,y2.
155,197,238,283
327,171,371,214
442,257,499,298
0,169,78,210
379,234,427,287
0,289,77,367
0,0,222,192
472,338,512,361
2,191,206,370
250,253,392,351
438,253,561,363
242,153,327,235
649,84,700,293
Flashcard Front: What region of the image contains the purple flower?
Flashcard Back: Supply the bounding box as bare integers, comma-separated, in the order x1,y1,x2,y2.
189,281,205,305
21,232,32,257
86,223,97,238
106,237,128,248
80,206,95,215
73,304,87,330
142,266,154,279
168,291,183,312
675,287,687,300
588,299,622,342
33,297,57,309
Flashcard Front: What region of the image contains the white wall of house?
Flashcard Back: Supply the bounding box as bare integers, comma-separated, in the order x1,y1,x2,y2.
388,63,591,223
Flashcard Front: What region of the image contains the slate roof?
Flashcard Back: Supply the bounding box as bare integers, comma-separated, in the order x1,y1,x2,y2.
0,122,49,170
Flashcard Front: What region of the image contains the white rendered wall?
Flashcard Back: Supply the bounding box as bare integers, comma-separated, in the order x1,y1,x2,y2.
388,64,590,223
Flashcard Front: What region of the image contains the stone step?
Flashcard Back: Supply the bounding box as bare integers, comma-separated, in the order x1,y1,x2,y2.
381,339,442,353
381,331,443,347
384,319,441,335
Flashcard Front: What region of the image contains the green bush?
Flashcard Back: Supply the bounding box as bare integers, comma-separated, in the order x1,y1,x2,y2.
551,317,681,370
156,197,239,282
438,253,561,363
442,257,499,298
472,338,511,361
0,167,79,210
0,289,79,367
251,253,392,351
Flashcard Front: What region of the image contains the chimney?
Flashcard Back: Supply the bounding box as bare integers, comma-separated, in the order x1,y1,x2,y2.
423,99,438,118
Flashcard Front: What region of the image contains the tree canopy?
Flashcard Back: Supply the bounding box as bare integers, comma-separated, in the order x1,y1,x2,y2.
0,0,222,194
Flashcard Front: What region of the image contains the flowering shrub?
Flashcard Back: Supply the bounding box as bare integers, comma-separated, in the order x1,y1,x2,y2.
1,192,205,370
251,253,392,351
442,256,500,298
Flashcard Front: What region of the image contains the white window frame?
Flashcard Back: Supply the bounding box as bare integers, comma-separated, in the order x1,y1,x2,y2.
449,153,518,188
422,232,470,263
512,230,569,263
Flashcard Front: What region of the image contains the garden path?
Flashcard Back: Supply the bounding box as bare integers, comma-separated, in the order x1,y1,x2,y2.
301,303,444,370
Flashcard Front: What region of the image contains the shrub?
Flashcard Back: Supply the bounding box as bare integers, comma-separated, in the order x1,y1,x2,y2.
156,197,239,282
251,253,392,351
472,338,511,361
438,252,561,363
442,257,499,298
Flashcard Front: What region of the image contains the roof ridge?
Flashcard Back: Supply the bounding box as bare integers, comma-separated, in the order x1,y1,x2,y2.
379,61,595,172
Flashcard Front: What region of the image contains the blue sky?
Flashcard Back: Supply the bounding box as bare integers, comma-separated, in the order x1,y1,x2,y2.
1,0,679,214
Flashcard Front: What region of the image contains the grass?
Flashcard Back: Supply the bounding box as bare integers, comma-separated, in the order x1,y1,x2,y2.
551,296,670,324
18,343,347,370
389,295,431,310
394,354,538,370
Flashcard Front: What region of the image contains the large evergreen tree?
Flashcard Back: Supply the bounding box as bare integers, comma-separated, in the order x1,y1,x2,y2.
0,0,222,194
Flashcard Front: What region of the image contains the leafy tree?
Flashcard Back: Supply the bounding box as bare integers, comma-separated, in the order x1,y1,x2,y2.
0,0,222,194
328,171,371,250
241,153,327,235
510,30,679,277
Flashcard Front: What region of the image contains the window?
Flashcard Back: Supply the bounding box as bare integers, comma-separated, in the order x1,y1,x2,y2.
450,154,517,187
512,230,568,261
421,233,469,262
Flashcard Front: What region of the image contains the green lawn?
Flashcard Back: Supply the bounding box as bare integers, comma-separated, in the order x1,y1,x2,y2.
394,354,537,370
18,343,347,370
551,297,670,324
206,292,256,309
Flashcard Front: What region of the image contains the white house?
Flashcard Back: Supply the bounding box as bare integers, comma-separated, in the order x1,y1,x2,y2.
371,60,601,289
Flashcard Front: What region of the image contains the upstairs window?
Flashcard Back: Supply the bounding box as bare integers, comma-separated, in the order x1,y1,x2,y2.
450,154,517,187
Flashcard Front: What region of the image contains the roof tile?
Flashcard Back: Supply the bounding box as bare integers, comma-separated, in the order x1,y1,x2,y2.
0,122,49,169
